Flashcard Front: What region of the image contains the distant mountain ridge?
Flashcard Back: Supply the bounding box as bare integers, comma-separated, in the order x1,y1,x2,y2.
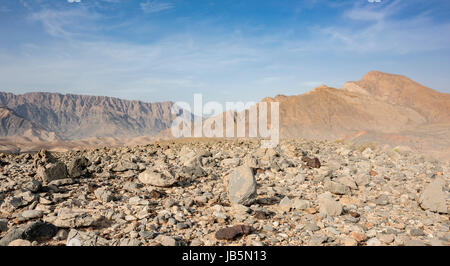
1,71,449,161
0,92,181,141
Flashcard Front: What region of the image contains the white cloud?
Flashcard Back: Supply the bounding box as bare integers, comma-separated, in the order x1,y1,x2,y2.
140,1,174,14
68,0,82,3
29,8,100,38
312,1,450,54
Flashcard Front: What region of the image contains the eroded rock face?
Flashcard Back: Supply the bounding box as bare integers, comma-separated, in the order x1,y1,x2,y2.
228,166,257,206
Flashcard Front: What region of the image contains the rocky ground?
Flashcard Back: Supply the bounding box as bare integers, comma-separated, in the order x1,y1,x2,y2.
0,138,448,246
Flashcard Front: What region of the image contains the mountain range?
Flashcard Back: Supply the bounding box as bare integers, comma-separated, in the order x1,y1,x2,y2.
1,71,449,161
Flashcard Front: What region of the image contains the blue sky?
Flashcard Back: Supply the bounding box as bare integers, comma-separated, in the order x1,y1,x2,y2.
0,0,449,104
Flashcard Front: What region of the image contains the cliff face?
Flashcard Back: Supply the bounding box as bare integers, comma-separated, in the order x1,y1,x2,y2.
0,92,179,140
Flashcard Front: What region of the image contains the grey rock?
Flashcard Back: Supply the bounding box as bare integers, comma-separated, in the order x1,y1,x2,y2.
279,196,292,212
404,239,427,246
23,179,42,193
66,229,110,246
304,223,320,232
19,210,43,220
119,238,142,246
36,162,68,183
419,178,448,214
324,181,350,195
138,170,176,187
293,199,310,210
0,219,7,232
0,196,25,213
94,188,114,203
0,226,24,246
355,174,370,187
318,192,342,216
68,156,89,178
52,208,104,228
48,178,75,187
409,228,425,237
139,231,157,239
375,194,390,206
228,166,257,206
0,221,58,246
155,235,178,246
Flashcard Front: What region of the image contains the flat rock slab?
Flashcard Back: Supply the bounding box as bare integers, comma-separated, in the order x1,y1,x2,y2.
419,178,448,214
53,208,104,228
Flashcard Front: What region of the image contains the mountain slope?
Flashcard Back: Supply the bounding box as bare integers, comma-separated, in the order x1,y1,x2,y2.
342,71,450,122
0,92,181,140
0,106,58,141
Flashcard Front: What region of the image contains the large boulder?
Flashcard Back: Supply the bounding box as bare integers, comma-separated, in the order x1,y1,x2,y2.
228,166,257,206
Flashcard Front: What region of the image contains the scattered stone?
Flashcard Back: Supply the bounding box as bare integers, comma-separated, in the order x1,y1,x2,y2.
324,181,350,195
138,170,176,187
404,239,426,246
302,156,321,168
409,229,425,237
419,178,448,214
375,194,390,206
215,225,254,240
318,192,342,216
36,162,68,184
0,139,447,247
23,179,42,193
94,188,114,203
366,238,382,246
21,221,58,241
279,196,292,212
52,208,104,228
0,219,7,232
8,239,32,246
68,156,89,178
19,210,43,220
155,235,178,246
292,199,310,210
349,232,367,242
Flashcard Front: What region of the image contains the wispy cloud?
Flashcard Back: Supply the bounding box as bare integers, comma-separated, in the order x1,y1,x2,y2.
140,0,174,14
313,1,450,54
29,8,100,38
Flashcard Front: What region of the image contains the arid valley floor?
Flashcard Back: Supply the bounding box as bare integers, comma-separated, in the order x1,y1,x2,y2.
0,138,448,246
